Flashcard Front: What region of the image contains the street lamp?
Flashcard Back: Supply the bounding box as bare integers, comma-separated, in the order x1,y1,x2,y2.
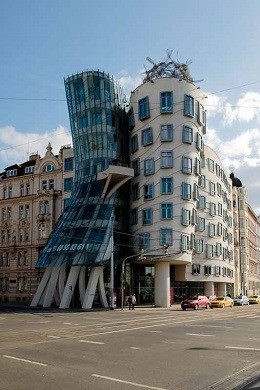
121,249,146,310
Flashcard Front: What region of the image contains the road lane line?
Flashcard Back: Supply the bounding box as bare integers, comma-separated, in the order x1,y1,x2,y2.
91,374,169,389
225,346,260,351
3,355,48,366
78,340,104,345
47,335,61,339
187,324,233,329
149,331,162,333
130,347,140,350
186,333,215,337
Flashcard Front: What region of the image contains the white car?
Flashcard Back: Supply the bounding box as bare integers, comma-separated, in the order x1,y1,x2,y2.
233,295,249,306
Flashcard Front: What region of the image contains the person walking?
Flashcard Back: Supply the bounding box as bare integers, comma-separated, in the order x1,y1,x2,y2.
127,295,132,310
131,294,136,310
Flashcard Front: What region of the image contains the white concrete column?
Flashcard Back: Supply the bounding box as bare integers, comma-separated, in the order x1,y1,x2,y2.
154,261,170,308
82,267,103,309
43,267,60,308
217,282,226,296
98,267,109,308
59,266,81,309
204,281,215,297
79,266,86,306
30,267,52,307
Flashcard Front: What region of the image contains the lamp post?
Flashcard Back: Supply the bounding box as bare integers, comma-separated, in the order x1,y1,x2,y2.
110,212,115,309
121,249,146,310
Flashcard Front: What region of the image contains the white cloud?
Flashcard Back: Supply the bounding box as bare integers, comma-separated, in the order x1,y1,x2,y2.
0,125,71,169
224,92,260,124
204,94,227,118
117,70,143,98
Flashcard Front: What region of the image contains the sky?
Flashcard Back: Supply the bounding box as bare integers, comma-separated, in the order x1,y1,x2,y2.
1,0,260,212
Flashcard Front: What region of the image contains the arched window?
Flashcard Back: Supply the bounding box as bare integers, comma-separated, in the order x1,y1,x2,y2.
42,164,54,173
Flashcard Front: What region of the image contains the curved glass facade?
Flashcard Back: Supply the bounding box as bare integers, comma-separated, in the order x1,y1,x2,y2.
36,71,129,268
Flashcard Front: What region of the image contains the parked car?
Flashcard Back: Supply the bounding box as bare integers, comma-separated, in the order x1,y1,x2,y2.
249,295,260,304
233,295,249,306
210,296,234,308
181,295,210,310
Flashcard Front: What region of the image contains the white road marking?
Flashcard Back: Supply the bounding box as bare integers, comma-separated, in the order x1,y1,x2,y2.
78,340,104,345
225,346,260,351
91,374,169,389
187,324,233,329
162,341,176,344
63,322,73,325
149,330,162,333
186,333,215,337
0,317,6,320
27,321,51,324
47,336,61,339
3,355,48,366
249,338,258,340
130,347,140,350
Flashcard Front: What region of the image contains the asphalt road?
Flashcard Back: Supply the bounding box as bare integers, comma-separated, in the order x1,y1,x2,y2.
0,304,260,390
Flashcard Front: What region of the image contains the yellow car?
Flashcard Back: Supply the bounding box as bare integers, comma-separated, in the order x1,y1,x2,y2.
249,295,260,304
210,296,233,308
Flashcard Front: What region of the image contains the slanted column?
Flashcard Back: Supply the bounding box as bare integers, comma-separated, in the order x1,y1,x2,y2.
154,261,170,308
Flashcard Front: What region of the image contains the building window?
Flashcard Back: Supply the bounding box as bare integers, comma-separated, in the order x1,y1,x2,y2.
161,203,173,220
196,132,203,151
49,179,54,190
161,177,173,194
161,151,173,168
142,208,153,225
142,233,150,250
25,205,30,218
128,107,135,130
209,223,216,237
64,177,73,192
25,166,35,174
217,222,223,236
20,184,25,196
7,207,11,220
132,159,140,176
197,217,205,231
142,127,153,146
192,264,200,275
91,110,102,125
199,175,206,188
42,180,47,190
182,208,191,226
3,187,7,199
144,183,154,200
209,181,216,196
182,182,191,200
182,156,192,174
64,157,73,171
182,126,193,143
181,234,190,251
131,208,138,225
195,158,201,176
210,202,216,216
26,184,30,195
6,169,17,177
208,159,215,173
195,239,204,253
206,244,214,258
131,134,138,153
184,95,195,117
132,183,140,200
204,265,212,275
160,91,173,113
39,200,49,214
160,228,172,246
8,186,12,198
215,266,221,276
43,164,54,173
161,124,173,141
138,97,150,121
144,158,155,175
63,198,71,210
198,103,206,126
216,243,222,257
198,196,206,209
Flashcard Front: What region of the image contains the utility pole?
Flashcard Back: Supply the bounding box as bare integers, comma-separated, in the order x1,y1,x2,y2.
110,212,115,309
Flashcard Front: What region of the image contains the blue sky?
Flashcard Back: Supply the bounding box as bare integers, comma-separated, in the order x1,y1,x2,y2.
1,0,260,211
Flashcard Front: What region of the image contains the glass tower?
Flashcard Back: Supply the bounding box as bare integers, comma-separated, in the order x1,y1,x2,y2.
35,70,130,269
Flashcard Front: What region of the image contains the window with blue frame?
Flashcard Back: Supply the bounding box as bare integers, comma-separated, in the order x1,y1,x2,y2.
142,127,153,146
182,208,191,225
142,232,150,249
132,183,140,200
73,78,85,103
198,196,206,209
161,151,173,168
138,97,150,120
128,107,135,130
89,76,100,100
181,234,190,251
184,94,195,117
182,182,192,199
142,208,153,225
131,208,138,225
161,177,173,194
63,198,71,210
161,124,173,141
144,183,154,200
182,156,193,174
64,157,73,171
131,134,138,153
42,164,54,173
198,217,205,231
161,203,173,220
160,228,172,246
132,159,140,176
182,126,193,143
144,158,155,175
92,110,102,125
160,91,173,113
64,177,73,192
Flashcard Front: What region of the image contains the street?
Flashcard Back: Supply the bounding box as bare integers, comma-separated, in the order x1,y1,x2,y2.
0,305,260,390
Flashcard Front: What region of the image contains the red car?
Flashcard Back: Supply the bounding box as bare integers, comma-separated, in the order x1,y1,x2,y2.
181,295,210,310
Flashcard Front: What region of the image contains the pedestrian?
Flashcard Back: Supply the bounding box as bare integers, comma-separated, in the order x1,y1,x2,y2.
128,295,132,310
131,294,136,310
